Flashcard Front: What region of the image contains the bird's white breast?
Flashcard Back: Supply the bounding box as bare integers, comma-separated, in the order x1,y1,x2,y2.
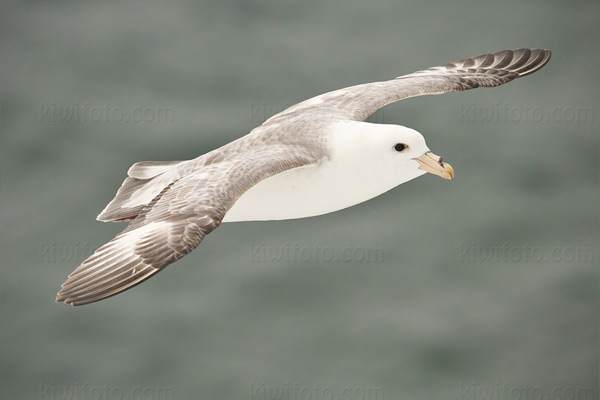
223,121,426,222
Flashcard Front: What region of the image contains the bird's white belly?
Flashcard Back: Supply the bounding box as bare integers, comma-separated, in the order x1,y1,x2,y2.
223,157,423,222
223,163,362,222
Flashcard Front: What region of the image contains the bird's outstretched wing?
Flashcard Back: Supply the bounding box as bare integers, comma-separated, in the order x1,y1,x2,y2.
266,48,551,123
56,147,312,305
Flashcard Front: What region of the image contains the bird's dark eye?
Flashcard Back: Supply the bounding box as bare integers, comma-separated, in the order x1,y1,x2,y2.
394,143,407,152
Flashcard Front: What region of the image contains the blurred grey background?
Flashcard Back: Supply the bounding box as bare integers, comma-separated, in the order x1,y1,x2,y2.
1,0,598,399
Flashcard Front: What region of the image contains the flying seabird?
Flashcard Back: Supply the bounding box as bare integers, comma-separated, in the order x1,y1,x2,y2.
56,48,551,305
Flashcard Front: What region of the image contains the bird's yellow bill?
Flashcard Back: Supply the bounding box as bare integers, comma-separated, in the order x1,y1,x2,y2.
415,152,454,180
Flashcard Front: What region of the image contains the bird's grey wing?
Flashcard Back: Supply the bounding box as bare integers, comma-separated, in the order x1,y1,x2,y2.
56,147,313,306
265,48,551,123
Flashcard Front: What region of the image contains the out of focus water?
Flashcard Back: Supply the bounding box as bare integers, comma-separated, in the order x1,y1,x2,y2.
1,0,598,398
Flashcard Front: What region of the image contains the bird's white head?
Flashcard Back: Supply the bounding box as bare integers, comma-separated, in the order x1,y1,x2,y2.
328,121,454,193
